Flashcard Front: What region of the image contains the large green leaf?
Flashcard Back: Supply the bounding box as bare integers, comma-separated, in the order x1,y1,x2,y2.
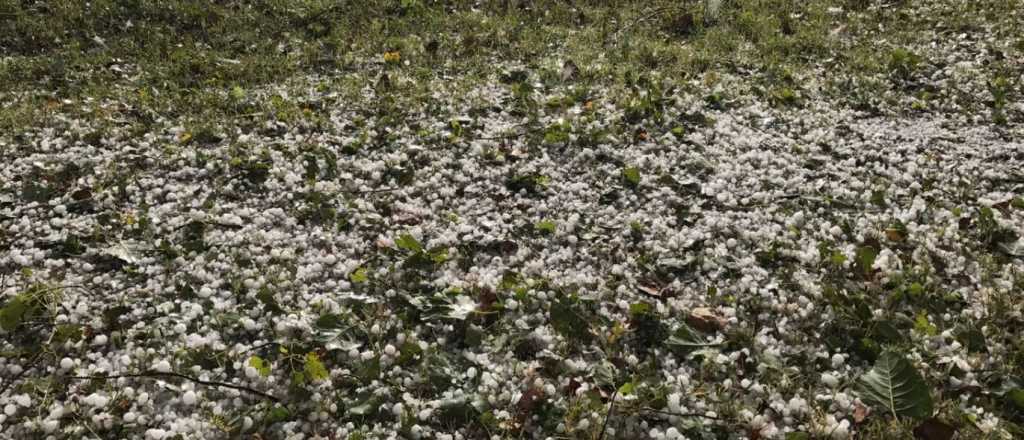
0,295,28,331
395,233,423,253
855,351,933,419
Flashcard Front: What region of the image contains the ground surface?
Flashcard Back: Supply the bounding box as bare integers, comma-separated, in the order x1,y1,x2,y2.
2,1,1024,439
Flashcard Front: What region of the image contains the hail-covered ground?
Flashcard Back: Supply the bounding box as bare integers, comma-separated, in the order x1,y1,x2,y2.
2,9,1024,440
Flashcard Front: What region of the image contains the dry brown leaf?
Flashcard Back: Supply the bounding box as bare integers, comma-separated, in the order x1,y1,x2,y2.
913,418,955,440
687,307,727,332
853,401,870,423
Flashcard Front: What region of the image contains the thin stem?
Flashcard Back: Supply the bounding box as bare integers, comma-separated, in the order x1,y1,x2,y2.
69,370,281,403
597,388,619,440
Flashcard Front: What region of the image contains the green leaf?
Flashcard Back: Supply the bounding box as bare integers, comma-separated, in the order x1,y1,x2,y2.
349,397,378,416
265,405,290,424
0,295,29,331
1011,197,1024,210
855,350,934,419
830,251,847,266
257,286,283,314
914,312,938,336
534,220,557,234
617,381,636,396
622,166,641,187
395,233,423,252
248,355,271,377
549,298,590,342
349,267,369,283
304,352,329,382
855,245,878,277
785,433,811,440
316,313,345,329
230,85,246,100
429,247,449,264
1007,388,1024,411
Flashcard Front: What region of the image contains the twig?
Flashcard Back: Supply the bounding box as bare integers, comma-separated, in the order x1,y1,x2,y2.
244,341,283,354
232,112,266,119
69,370,281,403
635,407,725,421
340,187,400,195
608,6,678,44
597,388,618,440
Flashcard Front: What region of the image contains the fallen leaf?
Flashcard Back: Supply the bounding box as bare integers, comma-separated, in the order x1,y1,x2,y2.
477,289,498,313
884,228,905,242
637,284,661,297
687,307,726,332
992,198,1013,214
853,401,870,423
516,387,546,423
913,418,955,440
671,12,695,36
958,216,972,231
560,60,579,82
565,377,582,396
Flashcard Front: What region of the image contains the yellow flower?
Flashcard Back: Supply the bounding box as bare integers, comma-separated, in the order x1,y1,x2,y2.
383,51,401,63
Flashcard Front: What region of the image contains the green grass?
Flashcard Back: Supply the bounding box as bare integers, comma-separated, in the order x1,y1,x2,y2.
2,0,1019,133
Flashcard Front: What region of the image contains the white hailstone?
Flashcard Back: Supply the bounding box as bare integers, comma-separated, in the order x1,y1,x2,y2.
137,392,150,405
576,418,590,430
186,333,206,348
242,318,259,331
831,353,846,368
665,427,682,440
145,428,168,440
245,366,259,379
182,391,198,406
4,404,16,416
198,286,213,298
831,419,851,439
242,417,253,430
786,396,808,415
154,360,172,373
13,394,31,407
124,412,137,422
417,409,432,420
384,344,397,356
91,334,108,346
391,403,404,417
60,357,74,370
83,393,109,408
821,373,840,388
42,419,60,433
47,406,64,420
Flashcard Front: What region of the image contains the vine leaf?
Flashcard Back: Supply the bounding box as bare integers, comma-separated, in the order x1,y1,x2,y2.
855,350,933,419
